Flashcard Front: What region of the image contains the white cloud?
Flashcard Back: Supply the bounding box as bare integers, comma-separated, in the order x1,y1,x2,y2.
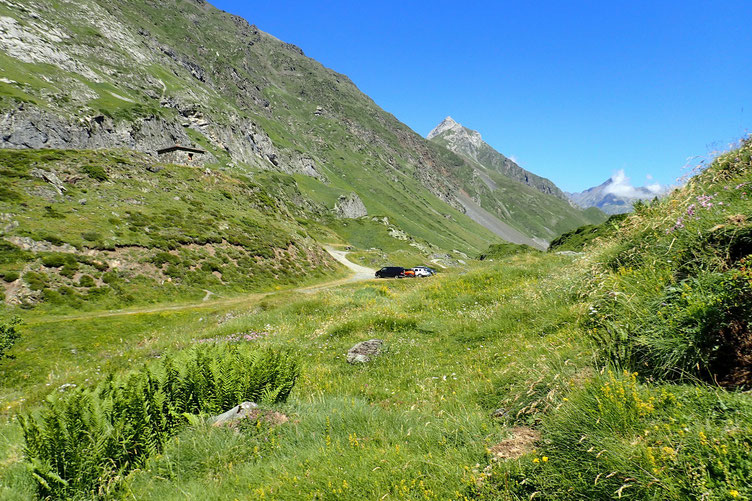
605,169,665,198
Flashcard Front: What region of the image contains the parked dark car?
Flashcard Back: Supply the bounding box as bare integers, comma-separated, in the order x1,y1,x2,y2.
375,266,405,278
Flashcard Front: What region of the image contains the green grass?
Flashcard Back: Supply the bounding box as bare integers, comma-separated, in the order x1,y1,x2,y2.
0,149,345,312
548,213,628,252
1,139,750,499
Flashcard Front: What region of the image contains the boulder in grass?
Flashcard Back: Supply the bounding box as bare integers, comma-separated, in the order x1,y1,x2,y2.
210,401,258,426
210,402,289,428
346,339,383,364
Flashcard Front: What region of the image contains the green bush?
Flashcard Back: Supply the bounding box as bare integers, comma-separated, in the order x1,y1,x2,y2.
78,274,96,287
0,317,21,362
42,253,75,268
102,271,120,284
0,241,30,264
81,163,108,181
151,251,181,267
2,271,19,282
60,262,79,278
478,242,539,260
20,346,300,499
81,231,102,242
23,271,48,291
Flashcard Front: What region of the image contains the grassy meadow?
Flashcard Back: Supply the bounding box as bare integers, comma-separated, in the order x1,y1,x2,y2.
1,138,751,499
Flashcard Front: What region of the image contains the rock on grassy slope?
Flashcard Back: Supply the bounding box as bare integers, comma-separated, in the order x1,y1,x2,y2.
0,0,598,253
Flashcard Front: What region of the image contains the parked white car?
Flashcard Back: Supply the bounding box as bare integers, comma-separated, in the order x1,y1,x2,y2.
412,266,435,277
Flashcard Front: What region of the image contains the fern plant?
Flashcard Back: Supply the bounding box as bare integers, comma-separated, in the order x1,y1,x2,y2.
20,345,300,499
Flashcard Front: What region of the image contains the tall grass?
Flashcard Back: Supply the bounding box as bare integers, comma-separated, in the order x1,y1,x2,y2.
583,137,752,385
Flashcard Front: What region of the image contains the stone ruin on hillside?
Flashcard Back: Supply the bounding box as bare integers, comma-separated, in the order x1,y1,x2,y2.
156,144,207,165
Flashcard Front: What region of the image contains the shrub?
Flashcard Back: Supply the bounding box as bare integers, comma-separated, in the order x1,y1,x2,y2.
78,274,96,287
478,242,540,260
81,163,108,181
23,271,48,291
151,252,181,267
42,288,65,304
60,262,79,278
102,271,120,284
0,317,21,363
41,234,65,246
42,253,75,268
20,346,300,498
43,206,65,219
0,241,30,264
81,231,102,242
2,271,19,282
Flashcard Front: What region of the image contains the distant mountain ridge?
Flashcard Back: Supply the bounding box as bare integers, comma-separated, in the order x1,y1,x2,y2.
428,117,567,200
568,170,666,214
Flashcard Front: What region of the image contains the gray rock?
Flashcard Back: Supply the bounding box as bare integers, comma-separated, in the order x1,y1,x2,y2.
31,168,66,194
209,401,258,426
346,339,383,364
5,236,77,253
334,193,367,219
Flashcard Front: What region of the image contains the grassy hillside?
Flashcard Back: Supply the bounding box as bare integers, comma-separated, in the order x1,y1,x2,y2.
0,0,596,251
548,212,629,252
428,137,607,241
0,149,345,311
1,138,750,499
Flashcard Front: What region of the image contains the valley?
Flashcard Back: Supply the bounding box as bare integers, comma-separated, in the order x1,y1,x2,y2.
1,0,751,499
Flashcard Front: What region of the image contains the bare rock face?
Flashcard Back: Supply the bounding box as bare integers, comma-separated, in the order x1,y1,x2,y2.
346,339,383,364
334,193,367,219
0,104,191,153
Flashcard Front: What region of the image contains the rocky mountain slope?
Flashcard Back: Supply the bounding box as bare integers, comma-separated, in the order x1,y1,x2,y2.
428,117,565,199
568,171,666,214
428,117,606,243
0,0,600,259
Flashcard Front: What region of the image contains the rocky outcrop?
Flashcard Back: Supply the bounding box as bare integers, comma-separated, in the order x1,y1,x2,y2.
210,402,258,426
346,339,383,364
209,402,290,428
30,168,66,194
0,104,190,153
334,193,367,218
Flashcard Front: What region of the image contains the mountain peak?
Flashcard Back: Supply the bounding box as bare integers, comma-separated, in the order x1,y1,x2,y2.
569,170,667,214
427,116,569,201
427,116,463,139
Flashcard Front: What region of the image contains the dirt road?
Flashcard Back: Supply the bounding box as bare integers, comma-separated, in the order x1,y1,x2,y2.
27,247,376,324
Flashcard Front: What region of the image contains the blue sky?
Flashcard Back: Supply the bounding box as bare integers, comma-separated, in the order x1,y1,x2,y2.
211,1,752,192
